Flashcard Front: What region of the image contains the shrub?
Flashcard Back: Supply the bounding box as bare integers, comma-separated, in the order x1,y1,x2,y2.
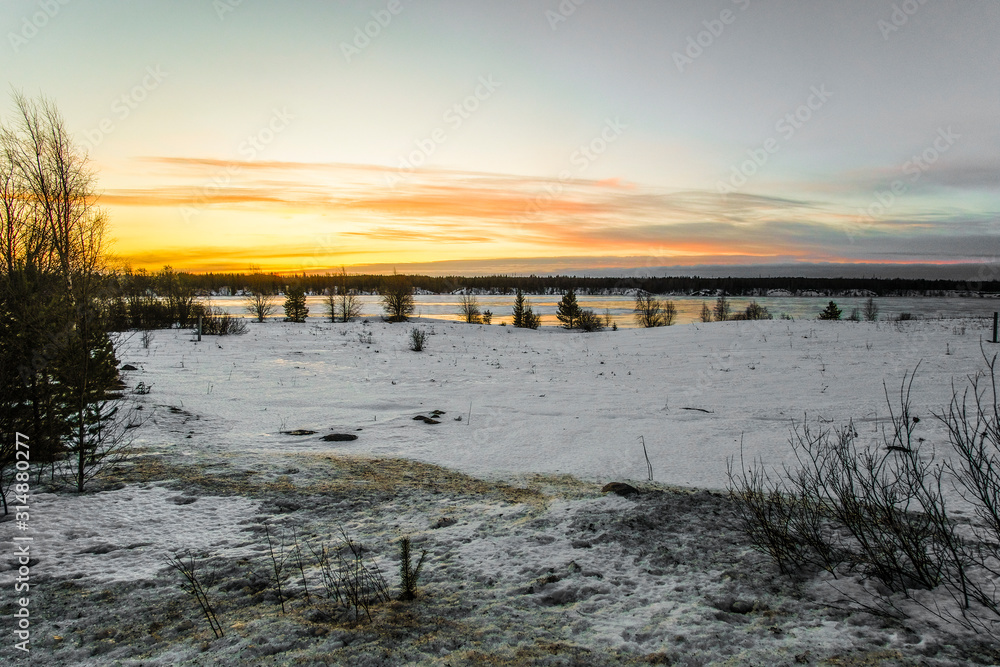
577,309,604,332
409,328,426,351
194,305,248,335
309,529,391,623
897,312,914,321
729,354,1000,634
481,309,492,325
165,552,224,638
743,301,772,320
818,300,842,320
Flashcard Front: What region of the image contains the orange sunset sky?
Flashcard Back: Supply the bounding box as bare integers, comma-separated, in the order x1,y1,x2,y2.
3,1,997,276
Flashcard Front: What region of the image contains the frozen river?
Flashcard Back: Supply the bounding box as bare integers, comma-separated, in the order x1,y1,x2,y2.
205,293,999,327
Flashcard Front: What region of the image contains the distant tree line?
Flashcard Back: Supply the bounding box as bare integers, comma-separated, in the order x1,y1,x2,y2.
147,271,1000,299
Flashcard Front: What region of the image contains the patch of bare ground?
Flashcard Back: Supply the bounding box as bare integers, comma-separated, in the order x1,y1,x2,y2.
9,455,1000,665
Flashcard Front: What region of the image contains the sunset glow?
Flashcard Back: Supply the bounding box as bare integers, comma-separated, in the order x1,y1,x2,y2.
3,1,996,276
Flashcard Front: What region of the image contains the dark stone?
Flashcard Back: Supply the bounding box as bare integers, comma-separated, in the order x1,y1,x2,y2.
281,429,316,436
413,415,440,424
601,482,640,497
121,364,138,371
321,433,358,442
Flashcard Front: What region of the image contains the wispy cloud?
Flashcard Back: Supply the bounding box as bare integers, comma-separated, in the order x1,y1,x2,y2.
107,157,999,272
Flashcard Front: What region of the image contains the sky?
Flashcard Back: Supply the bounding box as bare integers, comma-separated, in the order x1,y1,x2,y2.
1,0,998,276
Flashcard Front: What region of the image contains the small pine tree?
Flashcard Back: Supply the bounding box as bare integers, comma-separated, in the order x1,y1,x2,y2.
523,306,541,329
283,285,309,322
398,536,427,601
556,289,581,329
511,289,528,328
818,300,842,320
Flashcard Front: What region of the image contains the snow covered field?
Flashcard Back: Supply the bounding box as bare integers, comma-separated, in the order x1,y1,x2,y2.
4,314,1000,665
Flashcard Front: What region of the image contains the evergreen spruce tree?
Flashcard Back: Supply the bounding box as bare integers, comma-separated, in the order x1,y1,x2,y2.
556,289,581,329
511,288,527,328
523,305,541,329
511,289,541,329
818,300,842,320
283,285,309,322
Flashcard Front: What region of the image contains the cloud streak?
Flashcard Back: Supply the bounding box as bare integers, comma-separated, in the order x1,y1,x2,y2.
106,158,999,272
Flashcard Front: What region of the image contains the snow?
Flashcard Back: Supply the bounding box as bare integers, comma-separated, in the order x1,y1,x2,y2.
3,314,1000,665
25,486,260,584
124,316,991,491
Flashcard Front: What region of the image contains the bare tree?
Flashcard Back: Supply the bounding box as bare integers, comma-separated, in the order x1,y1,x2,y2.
244,289,276,322
634,291,676,327
0,92,129,490
243,267,276,322
713,295,731,322
863,296,879,322
634,291,664,328
458,293,482,323
333,268,362,322
379,272,414,322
